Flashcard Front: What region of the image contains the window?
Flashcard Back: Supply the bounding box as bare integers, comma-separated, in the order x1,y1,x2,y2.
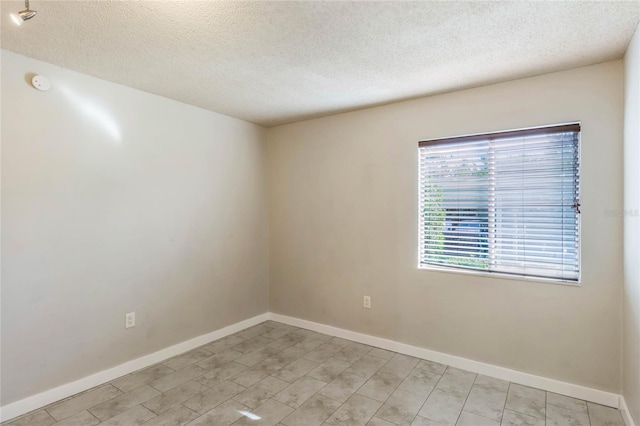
418,123,581,282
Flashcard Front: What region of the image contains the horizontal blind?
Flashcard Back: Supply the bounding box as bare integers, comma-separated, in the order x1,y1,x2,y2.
418,124,580,281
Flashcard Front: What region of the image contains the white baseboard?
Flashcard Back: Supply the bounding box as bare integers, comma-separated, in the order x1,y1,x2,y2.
621,395,638,426
268,313,621,409
0,312,269,423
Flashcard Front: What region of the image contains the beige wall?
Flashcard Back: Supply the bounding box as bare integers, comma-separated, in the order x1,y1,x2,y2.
0,50,269,405
624,24,640,425
267,61,624,392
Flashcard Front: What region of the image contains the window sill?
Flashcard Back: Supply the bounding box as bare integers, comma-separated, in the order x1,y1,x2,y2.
417,264,581,287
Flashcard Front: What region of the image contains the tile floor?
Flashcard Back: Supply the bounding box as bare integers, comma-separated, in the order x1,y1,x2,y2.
4,321,626,426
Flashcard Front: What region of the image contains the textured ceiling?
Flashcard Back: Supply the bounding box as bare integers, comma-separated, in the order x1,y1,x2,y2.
1,1,639,126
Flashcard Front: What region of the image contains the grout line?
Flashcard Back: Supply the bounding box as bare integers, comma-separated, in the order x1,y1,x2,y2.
412,363,449,425
454,371,477,426
545,400,591,414
314,391,342,425
456,378,512,424
406,364,444,425
374,355,417,419
500,382,511,424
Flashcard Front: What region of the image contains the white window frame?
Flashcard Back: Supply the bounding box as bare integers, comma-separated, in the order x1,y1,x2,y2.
417,123,582,286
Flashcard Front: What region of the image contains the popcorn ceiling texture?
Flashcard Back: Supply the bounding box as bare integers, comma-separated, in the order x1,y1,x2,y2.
1,1,638,126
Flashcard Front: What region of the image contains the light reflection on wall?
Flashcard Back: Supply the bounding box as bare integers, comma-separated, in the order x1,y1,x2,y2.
58,85,122,142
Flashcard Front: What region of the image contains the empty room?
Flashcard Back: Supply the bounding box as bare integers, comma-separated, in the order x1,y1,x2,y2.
1,1,639,425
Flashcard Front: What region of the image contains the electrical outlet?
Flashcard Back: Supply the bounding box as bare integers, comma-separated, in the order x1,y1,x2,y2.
125,312,136,328
363,296,371,309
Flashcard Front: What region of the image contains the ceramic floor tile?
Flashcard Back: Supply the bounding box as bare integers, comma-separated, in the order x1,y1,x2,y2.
398,366,441,397
457,411,500,426
274,376,327,408
473,375,509,393
232,337,272,354
344,355,388,379
50,411,99,426
148,365,208,393
142,381,207,415
324,393,383,426
436,368,476,395
357,372,403,402
262,327,296,341
366,417,396,426
500,409,545,426
334,343,372,364
99,405,156,426
236,347,283,368
368,349,395,361
197,349,243,370
411,415,445,426
504,384,545,420
587,402,626,426
88,385,160,421
319,372,367,403
281,394,342,426
196,361,248,386
418,388,468,426
546,403,590,426
140,404,199,425
233,376,290,409
261,321,287,330
111,365,175,393
375,388,427,425
46,385,123,421
6,410,56,426
294,337,329,352
163,348,213,371
273,358,319,383
240,325,273,340
463,384,507,421
546,392,588,413
307,358,351,382
232,399,294,426
203,335,246,354
289,329,317,339
419,384,468,425
378,353,420,379
265,346,311,369
182,380,245,414
327,337,351,348
415,360,448,376
299,330,333,340
184,399,249,425
303,343,344,363
268,335,305,351
232,362,283,388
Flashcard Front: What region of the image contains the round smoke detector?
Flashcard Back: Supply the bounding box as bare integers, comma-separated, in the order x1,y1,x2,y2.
31,75,51,91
